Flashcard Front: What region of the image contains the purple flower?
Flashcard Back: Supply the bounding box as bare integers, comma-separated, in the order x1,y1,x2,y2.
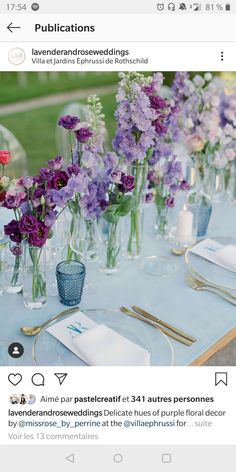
51,171,69,190
45,209,58,227
75,127,93,143
58,115,80,130
180,180,190,191
145,192,154,204
47,156,64,171
100,199,109,211
19,214,39,234
66,164,81,176
111,170,122,184
28,221,50,247
165,196,175,208
48,188,73,208
39,167,55,181
10,245,22,257
4,220,22,243
4,192,26,209
150,95,168,110
119,174,135,193
20,176,33,190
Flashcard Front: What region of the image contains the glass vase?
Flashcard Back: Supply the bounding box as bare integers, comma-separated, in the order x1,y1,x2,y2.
126,160,148,259
100,219,121,275
155,205,169,238
85,219,101,262
23,244,47,309
68,212,87,262
5,243,23,294
205,167,225,202
228,160,236,204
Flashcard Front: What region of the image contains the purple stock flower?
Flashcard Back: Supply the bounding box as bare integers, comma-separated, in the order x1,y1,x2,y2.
10,245,22,257
47,156,64,171
58,115,80,130
119,174,135,193
45,209,58,227
149,95,168,110
75,127,93,143
4,220,22,243
19,214,39,234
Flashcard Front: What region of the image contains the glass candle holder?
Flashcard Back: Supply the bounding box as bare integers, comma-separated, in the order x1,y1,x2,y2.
56,260,86,306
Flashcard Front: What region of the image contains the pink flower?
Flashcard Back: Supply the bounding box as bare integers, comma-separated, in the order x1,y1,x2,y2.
0,151,11,165
186,134,205,153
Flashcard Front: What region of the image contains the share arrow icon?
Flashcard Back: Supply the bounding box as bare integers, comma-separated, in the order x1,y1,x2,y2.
54,373,68,385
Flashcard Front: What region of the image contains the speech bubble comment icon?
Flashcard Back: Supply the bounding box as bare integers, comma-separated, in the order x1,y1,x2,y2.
31,373,45,387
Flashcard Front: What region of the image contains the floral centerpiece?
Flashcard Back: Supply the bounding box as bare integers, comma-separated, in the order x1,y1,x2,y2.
99,165,135,273
58,95,109,261
113,72,172,258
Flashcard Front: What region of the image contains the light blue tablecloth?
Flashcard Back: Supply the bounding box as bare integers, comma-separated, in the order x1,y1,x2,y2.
0,198,236,366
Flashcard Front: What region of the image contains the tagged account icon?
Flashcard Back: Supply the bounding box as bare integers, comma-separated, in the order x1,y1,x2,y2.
157,3,165,11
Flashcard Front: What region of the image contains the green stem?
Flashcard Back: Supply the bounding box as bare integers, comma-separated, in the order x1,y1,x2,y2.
106,223,119,269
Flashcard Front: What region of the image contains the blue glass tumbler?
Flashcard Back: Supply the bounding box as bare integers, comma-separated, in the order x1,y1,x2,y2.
56,261,86,306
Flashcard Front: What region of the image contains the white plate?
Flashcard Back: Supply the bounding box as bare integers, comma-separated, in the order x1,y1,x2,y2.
33,308,174,366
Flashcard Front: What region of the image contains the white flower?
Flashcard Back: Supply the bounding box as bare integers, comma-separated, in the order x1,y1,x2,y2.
204,73,213,82
193,75,205,88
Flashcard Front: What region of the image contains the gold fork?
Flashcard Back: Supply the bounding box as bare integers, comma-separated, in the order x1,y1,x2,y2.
186,274,236,306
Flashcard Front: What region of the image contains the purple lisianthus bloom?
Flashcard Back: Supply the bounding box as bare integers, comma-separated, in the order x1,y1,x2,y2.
165,196,175,208
47,156,64,171
119,174,135,193
10,245,22,257
19,214,39,234
145,192,154,204
180,179,190,191
4,219,22,243
20,176,34,190
4,191,26,209
28,221,50,247
66,164,81,176
33,187,47,200
39,167,55,181
58,115,80,130
75,127,93,143
100,199,109,211
51,171,69,190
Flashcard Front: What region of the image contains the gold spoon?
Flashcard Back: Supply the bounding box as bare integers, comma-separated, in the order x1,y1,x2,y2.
21,306,79,336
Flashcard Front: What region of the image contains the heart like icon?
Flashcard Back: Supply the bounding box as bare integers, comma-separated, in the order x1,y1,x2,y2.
8,373,22,386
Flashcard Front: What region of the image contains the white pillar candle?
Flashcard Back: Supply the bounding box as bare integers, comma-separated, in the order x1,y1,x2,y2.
176,206,193,244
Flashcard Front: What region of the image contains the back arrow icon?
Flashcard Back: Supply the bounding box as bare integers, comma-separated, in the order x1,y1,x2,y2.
7,22,21,33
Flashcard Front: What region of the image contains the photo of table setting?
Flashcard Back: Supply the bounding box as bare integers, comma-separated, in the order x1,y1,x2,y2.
0,70,236,366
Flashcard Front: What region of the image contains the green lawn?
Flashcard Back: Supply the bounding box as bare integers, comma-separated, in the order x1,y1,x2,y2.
0,93,117,174
0,72,119,105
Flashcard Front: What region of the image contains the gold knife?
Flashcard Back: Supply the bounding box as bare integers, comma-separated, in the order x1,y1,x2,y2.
132,305,197,343
120,307,193,346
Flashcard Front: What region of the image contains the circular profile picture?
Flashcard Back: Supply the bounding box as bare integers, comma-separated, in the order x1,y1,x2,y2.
9,394,20,405
28,394,36,405
19,394,28,405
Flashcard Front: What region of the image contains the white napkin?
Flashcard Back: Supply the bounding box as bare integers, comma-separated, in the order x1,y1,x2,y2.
72,324,150,366
214,245,236,272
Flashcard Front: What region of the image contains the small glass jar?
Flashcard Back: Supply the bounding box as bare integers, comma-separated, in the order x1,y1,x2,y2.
23,244,47,309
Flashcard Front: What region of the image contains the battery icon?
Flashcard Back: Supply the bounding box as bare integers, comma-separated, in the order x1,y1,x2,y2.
225,3,231,10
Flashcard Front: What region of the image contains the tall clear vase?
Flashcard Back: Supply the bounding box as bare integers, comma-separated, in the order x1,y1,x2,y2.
126,160,148,259
100,219,122,275
155,206,169,239
68,213,87,262
5,243,23,294
228,160,236,204
85,219,101,262
23,244,47,309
